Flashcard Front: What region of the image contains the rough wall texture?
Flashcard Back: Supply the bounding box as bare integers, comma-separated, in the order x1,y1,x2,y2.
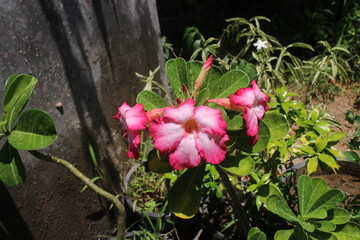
0,0,165,239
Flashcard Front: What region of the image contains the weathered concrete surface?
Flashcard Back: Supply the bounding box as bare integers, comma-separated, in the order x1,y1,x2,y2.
0,0,165,239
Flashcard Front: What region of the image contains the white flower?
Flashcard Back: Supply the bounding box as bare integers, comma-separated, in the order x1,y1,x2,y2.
253,39,268,51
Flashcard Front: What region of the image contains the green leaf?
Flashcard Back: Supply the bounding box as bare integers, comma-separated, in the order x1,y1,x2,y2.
318,154,340,170
136,90,169,111
328,133,346,142
195,88,210,106
298,220,315,233
220,155,255,176
294,225,311,238
297,145,316,155
234,120,270,153
315,136,328,152
201,66,223,90
343,151,360,162
168,162,205,219
226,113,244,131
288,42,314,51
262,112,289,142
3,74,38,130
307,189,345,214
258,183,285,208
266,195,298,223
307,156,319,175
248,227,266,240
311,220,336,232
166,58,187,99
274,229,294,240
303,208,327,220
331,222,360,240
326,208,351,225
186,61,202,93
306,178,329,213
8,109,57,150
208,70,250,99
298,175,313,216
0,141,26,186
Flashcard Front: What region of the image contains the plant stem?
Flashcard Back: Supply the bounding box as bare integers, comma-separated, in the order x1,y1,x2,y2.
29,150,126,240
215,165,251,236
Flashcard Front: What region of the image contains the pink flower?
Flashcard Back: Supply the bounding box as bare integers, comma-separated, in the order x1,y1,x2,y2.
208,80,269,144
114,102,148,159
149,99,229,170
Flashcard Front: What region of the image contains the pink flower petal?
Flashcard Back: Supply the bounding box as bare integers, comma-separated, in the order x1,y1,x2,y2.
252,105,267,120
127,130,141,159
163,99,195,123
231,87,256,108
194,106,227,135
169,136,202,170
197,132,229,165
124,103,148,131
149,118,184,153
243,108,259,137
251,80,269,104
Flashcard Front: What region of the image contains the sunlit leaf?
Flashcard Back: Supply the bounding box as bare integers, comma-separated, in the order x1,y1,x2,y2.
8,109,57,150
136,90,169,111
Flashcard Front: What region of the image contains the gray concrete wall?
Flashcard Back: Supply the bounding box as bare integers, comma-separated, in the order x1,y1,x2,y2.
0,0,165,239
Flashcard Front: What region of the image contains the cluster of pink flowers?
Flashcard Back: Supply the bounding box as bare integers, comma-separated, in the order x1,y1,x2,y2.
114,57,269,170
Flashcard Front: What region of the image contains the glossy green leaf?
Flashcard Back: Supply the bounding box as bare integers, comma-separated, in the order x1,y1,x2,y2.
136,90,169,111
303,208,327,220
208,70,250,99
167,162,205,219
318,154,340,170
298,175,313,216
299,218,315,232
234,120,270,153
258,183,285,208
248,227,266,240
326,207,351,225
262,112,289,142
0,141,25,186
306,178,329,213
166,58,187,99
237,62,257,80
195,88,210,106
343,151,360,162
328,133,346,142
297,145,316,155
307,189,344,214
186,61,202,93
3,74,38,130
266,195,298,223
315,136,328,152
331,222,360,240
294,225,311,238
226,113,244,131
274,229,294,240
311,220,336,232
307,156,318,175
8,109,57,150
201,66,223,90
220,155,254,176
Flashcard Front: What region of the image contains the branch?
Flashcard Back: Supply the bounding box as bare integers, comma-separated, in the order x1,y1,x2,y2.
29,150,126,239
